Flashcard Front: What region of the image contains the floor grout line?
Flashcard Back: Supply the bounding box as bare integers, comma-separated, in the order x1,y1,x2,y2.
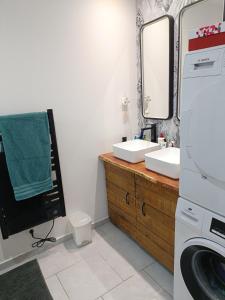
89,241,129,282
94,237,149,282
100,274,135,298
53,259,82,277
142,269,163,289
46,239,130,299
94,229,158,284
0,222,173,300
140,260,156,272
142,268,173,297
96,249,155,283
43,259,80,280
38,224,173,300
97,251,125,281
56,273,71,300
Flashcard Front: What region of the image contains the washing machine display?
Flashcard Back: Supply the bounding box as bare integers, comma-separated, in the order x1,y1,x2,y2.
210,218,225,240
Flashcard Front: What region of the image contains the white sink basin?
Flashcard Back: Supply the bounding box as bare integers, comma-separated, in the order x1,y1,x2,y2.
145,147,180,179
113,139,160,163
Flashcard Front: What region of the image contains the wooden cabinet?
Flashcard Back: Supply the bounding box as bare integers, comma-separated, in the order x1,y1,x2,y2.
136,175,177,218
136,198,175,246
106,181,136,219
105,163,135,194
108,203,137,238
105,163,137,239
100,153,179,273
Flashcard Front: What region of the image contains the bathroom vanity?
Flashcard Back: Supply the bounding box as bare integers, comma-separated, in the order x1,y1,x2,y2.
99,153,179,272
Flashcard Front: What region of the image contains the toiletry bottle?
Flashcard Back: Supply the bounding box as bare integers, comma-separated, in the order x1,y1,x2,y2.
161,140,167,149
158,133,166,148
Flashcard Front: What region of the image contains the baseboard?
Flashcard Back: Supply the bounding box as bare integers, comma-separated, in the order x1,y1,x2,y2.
0,233,72,273
92,217,109,228
0,217,109,273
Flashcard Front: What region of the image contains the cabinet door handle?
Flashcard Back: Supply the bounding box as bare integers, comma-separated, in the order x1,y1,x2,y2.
141,202,146,216
125,192,130,205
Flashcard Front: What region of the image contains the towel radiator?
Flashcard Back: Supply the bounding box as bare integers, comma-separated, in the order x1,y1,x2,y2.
0,109,66,239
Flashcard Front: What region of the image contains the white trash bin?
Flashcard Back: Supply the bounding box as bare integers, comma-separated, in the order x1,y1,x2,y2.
69,211,92,247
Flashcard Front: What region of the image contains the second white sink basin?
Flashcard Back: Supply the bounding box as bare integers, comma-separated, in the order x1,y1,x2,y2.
113,139,160,163
145,147,180,179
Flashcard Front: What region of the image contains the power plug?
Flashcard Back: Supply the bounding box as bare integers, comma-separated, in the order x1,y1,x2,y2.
29,219,56,248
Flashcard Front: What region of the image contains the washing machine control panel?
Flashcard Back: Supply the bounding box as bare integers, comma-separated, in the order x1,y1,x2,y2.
210,218,225,239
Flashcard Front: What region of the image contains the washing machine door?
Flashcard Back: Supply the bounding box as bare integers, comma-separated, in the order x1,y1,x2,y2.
181,238,225,300
185,77,225,188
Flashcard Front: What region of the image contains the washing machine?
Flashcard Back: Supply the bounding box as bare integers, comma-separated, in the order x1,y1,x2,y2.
174,197,225,300
180,44,225,216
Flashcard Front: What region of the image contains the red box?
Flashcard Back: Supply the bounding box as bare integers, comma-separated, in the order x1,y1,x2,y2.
188,22,225,51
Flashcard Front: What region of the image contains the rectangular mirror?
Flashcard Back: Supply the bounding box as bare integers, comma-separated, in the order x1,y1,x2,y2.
177,0,224,119
141,15,174,120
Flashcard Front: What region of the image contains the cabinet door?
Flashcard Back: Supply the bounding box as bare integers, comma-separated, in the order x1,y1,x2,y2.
106,181,136,218
136,176,178,218
136,227,174,272
136,197,175,272
137,198,174,246
105,162,135,195
109,203,137,239
137,223,174,255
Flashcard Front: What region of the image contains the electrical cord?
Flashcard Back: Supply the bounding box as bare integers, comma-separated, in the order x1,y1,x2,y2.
30,219,56,248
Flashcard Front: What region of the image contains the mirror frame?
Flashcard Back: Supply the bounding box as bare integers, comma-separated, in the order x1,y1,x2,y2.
140,15,174,120
176,0,225,120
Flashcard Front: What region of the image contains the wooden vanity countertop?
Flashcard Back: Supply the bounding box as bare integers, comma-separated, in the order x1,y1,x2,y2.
99,152,179,192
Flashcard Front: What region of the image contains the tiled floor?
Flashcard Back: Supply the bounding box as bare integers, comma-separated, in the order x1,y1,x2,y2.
43,222,173,300
3,221,174,300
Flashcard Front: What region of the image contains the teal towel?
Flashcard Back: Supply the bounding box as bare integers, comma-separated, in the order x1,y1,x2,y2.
0,112,53,201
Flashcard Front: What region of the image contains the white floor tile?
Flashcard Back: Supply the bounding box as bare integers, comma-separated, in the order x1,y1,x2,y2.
84,254,122,290
157,290,173,300
0,221,173,300
144,262,174,296
64,229,138,281
64,228,137,281
112,238,155,271
103,271,162,300
57,254,122,300
96,222,121,236
97,241,137,280
46,275,69,300
65,224,153,280
95,225,154,280
64,232,101,260
38,244,81,278
96,222,130,244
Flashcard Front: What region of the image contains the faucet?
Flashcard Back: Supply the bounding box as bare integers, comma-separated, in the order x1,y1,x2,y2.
139,124,157,143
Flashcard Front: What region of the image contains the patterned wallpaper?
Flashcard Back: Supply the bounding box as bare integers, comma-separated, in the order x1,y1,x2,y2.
136,0,198,146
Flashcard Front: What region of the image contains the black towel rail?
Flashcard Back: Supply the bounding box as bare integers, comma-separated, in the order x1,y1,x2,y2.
0,109,66,239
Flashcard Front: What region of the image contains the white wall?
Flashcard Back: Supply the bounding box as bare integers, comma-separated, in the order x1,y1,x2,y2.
0,0,137,262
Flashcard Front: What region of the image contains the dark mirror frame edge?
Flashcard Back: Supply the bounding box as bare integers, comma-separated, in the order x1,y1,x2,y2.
176,0,225,121
140,15,174,121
